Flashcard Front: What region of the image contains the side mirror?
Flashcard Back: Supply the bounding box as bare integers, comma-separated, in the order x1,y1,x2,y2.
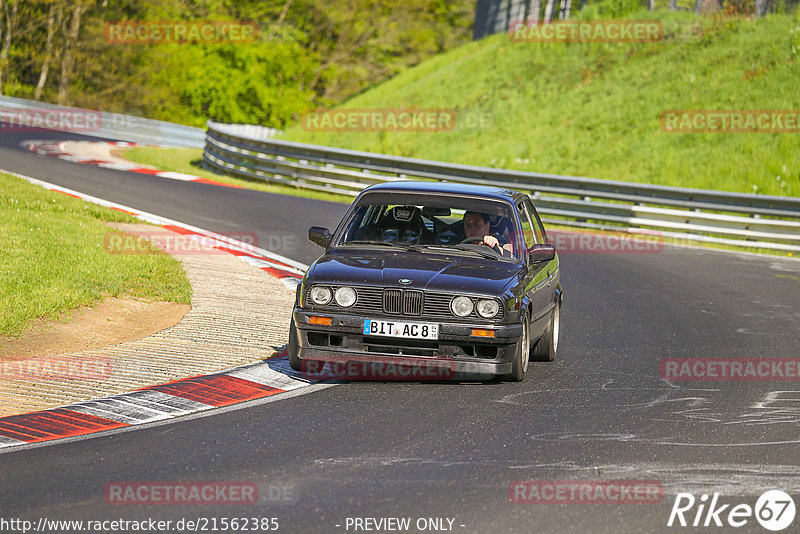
528,243,556,263
308,226,332,248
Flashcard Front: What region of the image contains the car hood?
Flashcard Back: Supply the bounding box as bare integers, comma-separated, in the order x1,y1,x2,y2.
307,249,520,295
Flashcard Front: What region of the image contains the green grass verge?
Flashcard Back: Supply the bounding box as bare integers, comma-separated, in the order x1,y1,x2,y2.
0,172,192,337
280,10,800,198
121,147,354,204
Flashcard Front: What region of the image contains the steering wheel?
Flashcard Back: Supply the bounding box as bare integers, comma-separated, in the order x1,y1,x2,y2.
459,236,502,254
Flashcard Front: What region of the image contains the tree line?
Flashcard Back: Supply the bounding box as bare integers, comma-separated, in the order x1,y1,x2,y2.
0,0,474,127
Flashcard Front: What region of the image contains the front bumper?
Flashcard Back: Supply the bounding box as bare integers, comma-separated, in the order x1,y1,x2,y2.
292,308,521,380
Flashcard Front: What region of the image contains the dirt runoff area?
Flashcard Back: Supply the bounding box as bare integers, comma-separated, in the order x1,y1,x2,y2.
0,298,189,361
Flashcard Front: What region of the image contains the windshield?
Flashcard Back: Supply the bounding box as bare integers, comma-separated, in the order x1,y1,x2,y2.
334,193,520,260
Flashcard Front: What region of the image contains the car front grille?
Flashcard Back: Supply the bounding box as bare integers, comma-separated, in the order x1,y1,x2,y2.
404,290,423,315
307,286,503,321
383,288,402,314
383,289,423,316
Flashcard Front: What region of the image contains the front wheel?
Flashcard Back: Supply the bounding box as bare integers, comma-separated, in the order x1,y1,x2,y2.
531,300,560,362
508,313,530,382
288,318,302,371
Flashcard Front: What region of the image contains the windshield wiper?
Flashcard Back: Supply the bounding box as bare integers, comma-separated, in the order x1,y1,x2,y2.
341,241,499,259
412,243,499,260
452,244,500,260
341,240,414,250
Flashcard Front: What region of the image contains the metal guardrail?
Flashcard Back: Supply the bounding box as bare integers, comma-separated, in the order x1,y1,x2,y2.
0,95,204,148
210,122,281,141
204,121,800,252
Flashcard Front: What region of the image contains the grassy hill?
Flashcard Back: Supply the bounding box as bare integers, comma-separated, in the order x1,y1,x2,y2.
281,9,800,197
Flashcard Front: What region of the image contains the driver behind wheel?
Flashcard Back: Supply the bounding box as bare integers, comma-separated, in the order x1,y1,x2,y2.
463,211,514,257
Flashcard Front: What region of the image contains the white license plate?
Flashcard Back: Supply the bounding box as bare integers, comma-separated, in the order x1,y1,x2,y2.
363,319,439,340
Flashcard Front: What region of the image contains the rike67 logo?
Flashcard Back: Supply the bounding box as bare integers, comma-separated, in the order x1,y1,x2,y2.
668,491,796,531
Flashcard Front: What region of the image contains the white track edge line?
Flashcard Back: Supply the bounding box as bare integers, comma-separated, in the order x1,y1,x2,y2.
1,169,310,273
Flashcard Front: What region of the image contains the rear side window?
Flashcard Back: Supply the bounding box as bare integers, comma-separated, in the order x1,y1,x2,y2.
518,202,537,249
522,198,546,244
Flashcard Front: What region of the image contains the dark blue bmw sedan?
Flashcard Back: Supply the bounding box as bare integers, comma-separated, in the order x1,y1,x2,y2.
288,181,562,381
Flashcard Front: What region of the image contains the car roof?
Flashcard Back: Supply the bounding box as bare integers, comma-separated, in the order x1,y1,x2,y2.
362,180,525,202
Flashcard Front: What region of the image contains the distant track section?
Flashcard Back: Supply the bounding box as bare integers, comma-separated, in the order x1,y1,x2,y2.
0,95,204,147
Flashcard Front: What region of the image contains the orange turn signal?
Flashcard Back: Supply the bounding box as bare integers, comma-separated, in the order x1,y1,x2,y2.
471,329,495,338
309,316,332,326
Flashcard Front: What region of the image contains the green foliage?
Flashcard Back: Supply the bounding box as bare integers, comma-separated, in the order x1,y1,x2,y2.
149,42,319,127
3,0,474,128
793,9,800,57
578,0,645,19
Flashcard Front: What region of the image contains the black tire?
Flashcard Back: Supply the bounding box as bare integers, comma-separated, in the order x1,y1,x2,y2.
288,318,302,371
508,313,530,382
531,300,560,362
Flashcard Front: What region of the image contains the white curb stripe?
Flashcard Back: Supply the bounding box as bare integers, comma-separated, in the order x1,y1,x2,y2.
25,139,215,186
236,254,306,276
227,359,312,390
156,171,202,181
67,399,181,425
0,435,27,447
97,162,140,171
114,390,212,415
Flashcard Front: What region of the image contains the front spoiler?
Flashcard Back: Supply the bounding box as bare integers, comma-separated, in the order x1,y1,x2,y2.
295,348,512,379
292,309,519,380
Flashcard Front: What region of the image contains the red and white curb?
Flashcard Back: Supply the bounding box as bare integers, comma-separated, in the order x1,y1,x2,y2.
3,170,307,290
23,140,241,189
0,170,319,450
0,351,312,449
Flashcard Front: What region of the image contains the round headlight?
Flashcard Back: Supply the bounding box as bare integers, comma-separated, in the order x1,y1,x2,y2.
451,296,474,317
477,299,499,318
335,286,357,307
309,286,332,305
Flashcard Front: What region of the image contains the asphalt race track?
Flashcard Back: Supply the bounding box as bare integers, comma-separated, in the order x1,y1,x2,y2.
2,127,800,533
